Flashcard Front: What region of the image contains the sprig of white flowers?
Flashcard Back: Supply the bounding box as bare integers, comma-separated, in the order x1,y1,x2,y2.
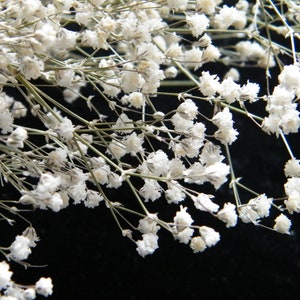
0,0,300,298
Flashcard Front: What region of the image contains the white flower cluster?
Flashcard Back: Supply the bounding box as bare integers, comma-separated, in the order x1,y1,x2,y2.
198,71,260,103
263,65,300,135
284,159,300,215
0,261,53,299
0,0,299,296
0,227,52,299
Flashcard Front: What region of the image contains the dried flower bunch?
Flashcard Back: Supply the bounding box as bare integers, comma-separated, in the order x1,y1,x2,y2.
0,0,299,298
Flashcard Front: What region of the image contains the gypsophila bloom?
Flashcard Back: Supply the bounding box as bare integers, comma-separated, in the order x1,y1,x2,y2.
107,139,127,160
0,261,12,290
55,69,75,88
112,113,134,134
198,71,220,97
212,107,239,145
0,109,13,134
186,14,209,38
183,47,203,70
139,179,162,202
47,148,68,167
9,236,32,261
165,182,186,204
284,159,300,177
240,81,260,102
55,117,75,141
199,226,220,247
190,236,207,253
171,112,194,132
173,206,193,230
138,214,160,234
127,92,145,109
284,177,300,198
284,177,300,213
217,203,238,227
123,132,144,156
35,277,53,297
36,173,61,194
177,99,198,120
167,0,188,10
199,141,224,165
173,206,194,243
238,205,260,224
218,77,240,104
284,191,300,214
196,0,221,14
224,68,240,81
273,214,291,234
278,64,300,95
202,44,221,63
262,81,300,135
6,127,28,148
136,233,159,257
214,5,246,29
204,162,230,189
23,288,36,299
248,194,273,218
192,193,219,213
47,192,64,212
20,56,44,80
164,66,178,78
11,101,27,118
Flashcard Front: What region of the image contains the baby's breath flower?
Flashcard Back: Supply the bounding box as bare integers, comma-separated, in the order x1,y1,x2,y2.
139,179,162,202
85,190,104,208
284,191,300,214
212,107,239,145
9,236,32,261
192,193,219,213
165,182,186,204
164,66,178,78
174,205,193,230
20,56,44,80
214,5,246,29
136,233,159,257
167,0,188,10
6,127,28,149
196,0,221,14
273,214,291,235
35,277,53,297
177,99,198,120
204,162,230,189
127,92,145,109
239,205,260,224
0,261,12,290
190,236,207,253
186,14,209,38
138,215,160,234
278,64,300,93
183,47,203,70
218,77,240,104
248,194,273,218
0,108,13,134
198,71,220,97
217,203,238,228
199,226,220,247
284,159,300,178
